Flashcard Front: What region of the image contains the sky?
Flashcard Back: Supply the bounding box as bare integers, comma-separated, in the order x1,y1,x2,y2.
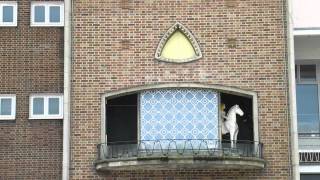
293,0,320,28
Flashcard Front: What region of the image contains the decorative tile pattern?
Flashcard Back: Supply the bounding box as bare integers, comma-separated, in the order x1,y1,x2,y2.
140,89,218,144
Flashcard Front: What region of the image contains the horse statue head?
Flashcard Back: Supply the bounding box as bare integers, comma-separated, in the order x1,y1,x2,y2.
233,104,244,117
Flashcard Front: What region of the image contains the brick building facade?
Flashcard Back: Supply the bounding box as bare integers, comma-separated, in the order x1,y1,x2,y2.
1,0,296,179
0,0,64,179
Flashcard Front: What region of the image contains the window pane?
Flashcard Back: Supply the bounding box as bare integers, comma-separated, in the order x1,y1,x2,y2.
301,174,320,180
49,6,60,23
48,98,59,115
296,84,319,133
33,98,44,115
3,6,13,22
300,65,316,81
1,99,12,115
34,6,45,22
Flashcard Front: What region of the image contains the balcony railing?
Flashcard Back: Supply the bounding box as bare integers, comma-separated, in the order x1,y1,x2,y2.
97,139,263,161
299,135,320,164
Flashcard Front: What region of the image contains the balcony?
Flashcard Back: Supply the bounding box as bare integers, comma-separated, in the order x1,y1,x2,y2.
299,135,320,164
95,139,265,171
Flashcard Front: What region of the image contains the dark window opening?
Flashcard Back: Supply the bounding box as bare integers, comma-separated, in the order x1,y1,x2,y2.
221,93,253,142
301,174,320,180
106,94,137,144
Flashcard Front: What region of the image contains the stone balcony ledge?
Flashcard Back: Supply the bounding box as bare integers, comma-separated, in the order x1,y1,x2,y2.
95,139,265,171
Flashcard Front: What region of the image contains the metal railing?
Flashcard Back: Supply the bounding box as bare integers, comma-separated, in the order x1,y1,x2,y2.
299,135,320,164
96,139,263,161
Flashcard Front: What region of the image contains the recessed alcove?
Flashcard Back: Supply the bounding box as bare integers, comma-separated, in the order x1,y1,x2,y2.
106,94,137,144
220,93,253,142
96,84,264,171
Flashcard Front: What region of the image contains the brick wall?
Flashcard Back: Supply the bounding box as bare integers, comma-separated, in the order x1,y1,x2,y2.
0,0,64,179
72,0,290,179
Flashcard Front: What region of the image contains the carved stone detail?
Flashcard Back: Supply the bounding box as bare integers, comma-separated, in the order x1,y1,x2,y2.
155,22,202,63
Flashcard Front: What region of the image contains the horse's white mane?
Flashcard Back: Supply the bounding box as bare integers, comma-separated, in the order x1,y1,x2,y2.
226,104,239,118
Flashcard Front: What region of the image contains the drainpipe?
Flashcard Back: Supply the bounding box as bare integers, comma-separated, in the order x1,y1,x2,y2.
63,0,72,179
286,0,300,179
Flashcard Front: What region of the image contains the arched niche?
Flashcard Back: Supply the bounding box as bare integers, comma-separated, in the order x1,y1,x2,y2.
155,22,202,63
100,83,259,146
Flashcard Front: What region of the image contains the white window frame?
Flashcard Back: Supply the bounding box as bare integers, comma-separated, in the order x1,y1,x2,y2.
296,62,320,135
29,94,63,119
0,1,17,27
30,1,64,27
0,94,16,120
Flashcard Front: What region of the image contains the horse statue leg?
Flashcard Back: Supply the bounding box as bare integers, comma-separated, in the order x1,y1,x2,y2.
229,128,235,148
233,127,239,148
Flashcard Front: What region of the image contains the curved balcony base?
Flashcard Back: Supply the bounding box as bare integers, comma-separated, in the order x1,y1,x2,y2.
95,156,265,171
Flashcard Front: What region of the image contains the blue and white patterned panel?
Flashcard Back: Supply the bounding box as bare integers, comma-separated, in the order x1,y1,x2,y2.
140,89,218,144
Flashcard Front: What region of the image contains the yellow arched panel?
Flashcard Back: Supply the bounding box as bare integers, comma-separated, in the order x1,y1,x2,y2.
160,31,196,61
155,22,202,63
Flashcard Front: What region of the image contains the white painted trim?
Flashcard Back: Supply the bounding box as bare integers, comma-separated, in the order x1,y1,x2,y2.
29,94,63,119
30,1,64,27
299,149,320,153
0,94,16,120
300,165,320,173
294,29,320,36
0,1,17,27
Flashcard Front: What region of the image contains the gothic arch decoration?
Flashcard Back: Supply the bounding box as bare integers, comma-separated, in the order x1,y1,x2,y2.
155,22,203,63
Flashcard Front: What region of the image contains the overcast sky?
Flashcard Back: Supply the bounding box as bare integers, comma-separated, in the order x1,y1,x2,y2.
293,0,320,28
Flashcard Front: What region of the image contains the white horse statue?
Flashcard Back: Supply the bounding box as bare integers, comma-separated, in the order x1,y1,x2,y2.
221,104,244,148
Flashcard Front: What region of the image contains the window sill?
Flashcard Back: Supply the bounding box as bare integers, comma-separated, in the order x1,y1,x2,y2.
29,116,63,120
0,117,15,120
30,23,64,27
0,24,17,27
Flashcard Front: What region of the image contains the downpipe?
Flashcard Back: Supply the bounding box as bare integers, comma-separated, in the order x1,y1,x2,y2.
286,0,300,179
63,0,72,179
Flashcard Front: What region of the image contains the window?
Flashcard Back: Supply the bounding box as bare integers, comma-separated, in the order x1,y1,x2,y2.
30,2,64,27
301,174,320,180
0,95,16,120
296,64,320,134
0,2,17,26
29,94,63,119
